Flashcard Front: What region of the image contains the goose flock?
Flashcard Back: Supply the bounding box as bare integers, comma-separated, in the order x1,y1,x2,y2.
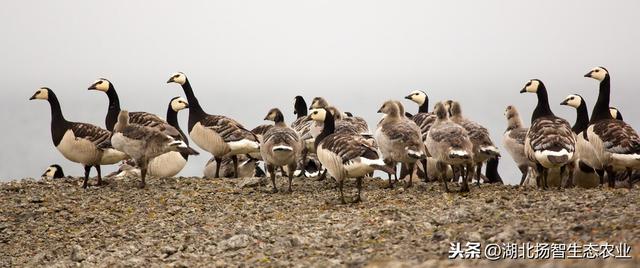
31,67,639,203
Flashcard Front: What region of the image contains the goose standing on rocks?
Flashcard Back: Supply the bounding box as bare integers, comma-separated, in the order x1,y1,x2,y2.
204,155,260,178
30,88,128,188
503,105,536,185
260,108,302,192
375,100,426,187
167,72,260,178
425,102,474,192
584,67,640,187
447,100,500,185
560,94,601,188
520,79,576,189
405,90,437,181
309,108,393,204
42,164,65,179
111,110,199,188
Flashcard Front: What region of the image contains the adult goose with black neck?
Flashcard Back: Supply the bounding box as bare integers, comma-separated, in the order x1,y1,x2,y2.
405,90,437,181
520,79,576,189
30,87,128,188
167,72,260,178
584,67,640,187
309,108,392,204
560,94,600,188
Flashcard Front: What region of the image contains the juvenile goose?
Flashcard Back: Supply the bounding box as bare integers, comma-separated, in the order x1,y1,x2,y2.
502,105,535,185
111,110,199,188
310,108,392,204
584,67,640,187
425,102,474,192
447,101,500,185
260,108,302,192
520,79,576,189
167,72,260,178
375,100,426,187
204,155,259,178
609,107,624,121
42,164,65,179
30,88,127,188
560,94,600,188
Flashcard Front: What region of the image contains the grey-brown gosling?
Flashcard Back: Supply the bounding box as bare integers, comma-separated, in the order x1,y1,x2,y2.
426,102,474,192
204,155,259,178
520,79,576,189
30,87,128,188
111,110,199,188
502,105,535,185
260,108,302,192
167,72,260,178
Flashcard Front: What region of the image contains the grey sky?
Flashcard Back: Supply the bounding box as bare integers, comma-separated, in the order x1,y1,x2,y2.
1,0,639,184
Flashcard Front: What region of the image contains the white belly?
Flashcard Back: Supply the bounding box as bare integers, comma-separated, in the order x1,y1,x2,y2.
317,146,347,181
503,134,530,168
147,152,187,177
100,148,129,165
56,130,102,165
190,122,230,157
576,132,602,170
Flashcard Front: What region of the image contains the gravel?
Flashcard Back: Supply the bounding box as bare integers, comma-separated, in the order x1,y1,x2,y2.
0,176,638,267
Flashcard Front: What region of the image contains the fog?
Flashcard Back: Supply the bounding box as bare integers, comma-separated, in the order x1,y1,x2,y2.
1,0,639,184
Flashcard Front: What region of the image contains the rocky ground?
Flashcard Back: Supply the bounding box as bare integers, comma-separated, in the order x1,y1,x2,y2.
0,175,638,267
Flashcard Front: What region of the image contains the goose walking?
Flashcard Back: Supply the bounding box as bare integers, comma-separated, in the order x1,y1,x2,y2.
111,110,199,188
167,72,260,178
30,87,128,188
520,79,576,189
584,67,640,187
426,102,474,192
309,108,392,204
375,100,426,187
503,105,535,185
260,108,302,192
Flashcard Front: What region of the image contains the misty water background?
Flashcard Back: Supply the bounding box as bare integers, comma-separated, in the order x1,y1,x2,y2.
1,0,639,184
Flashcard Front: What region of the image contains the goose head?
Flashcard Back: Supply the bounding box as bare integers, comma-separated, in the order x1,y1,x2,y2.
29,87,51,101
293,96,307,114
609,107,623,120
309,97,329,110
584,66,608,81
170,96,189,112
404,90,428,106
504,105,518,118
560,94,583,108
520,79,542,94
448,101,462,117
264,108,284,122
114,110,130,132
42,164,64,179
377,100,401,116
167,72,187,85
433,102,448,120
309,108,329,122
88,78,112,92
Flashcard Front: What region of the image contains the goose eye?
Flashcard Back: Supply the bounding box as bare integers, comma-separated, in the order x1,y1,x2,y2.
526,82,532,87
594,69,600,73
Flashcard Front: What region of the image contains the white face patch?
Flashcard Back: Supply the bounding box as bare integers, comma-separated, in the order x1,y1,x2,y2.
408,90,426,105
169,72,187,85
92,79,110,92
32,88,49,100
562,94,582,108
524,80,540,93
43,166,56,178
609,108,618,119
171,97,189,112
309,109,326,122
588,67,607,81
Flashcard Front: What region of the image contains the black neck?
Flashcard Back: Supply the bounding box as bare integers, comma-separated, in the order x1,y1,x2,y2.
166,105,188,144
274,112,285,125
47,91,71,146
105,86,121,131
590,75,612,123
315,111,335,149
531,86,554,122
572,101,590,134
294,98,308,118
418,98,429,113
180,79,207,132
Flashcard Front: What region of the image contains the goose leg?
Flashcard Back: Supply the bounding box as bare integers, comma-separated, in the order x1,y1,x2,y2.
559,165,566,190
353,177,363,203
542,168,549,190
420,158,429,182
94,165,103,186
139,167,147,189
338,179,346,204
268,164,278,193
475,163,482,187
287,164,295,193
518,165,528,186
406,163,415,188
605,166,616,188
214,157,222,178
82,165,91,189
438,162,449,192
535,164,544,188
596,169,605,185
626,168,633,189
460,165,470,193
316,169,327,181
231,155,239,179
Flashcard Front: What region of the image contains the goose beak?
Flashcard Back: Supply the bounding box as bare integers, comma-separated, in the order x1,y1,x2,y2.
29,96,36,100
88,82,98,90
166,77,175,84
404,95,412,100
377,108,383,113
519,88,526,94
560,100,568,105
584,71,592,78
308,106,313,110
41,171,48,177
184,103,190,109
